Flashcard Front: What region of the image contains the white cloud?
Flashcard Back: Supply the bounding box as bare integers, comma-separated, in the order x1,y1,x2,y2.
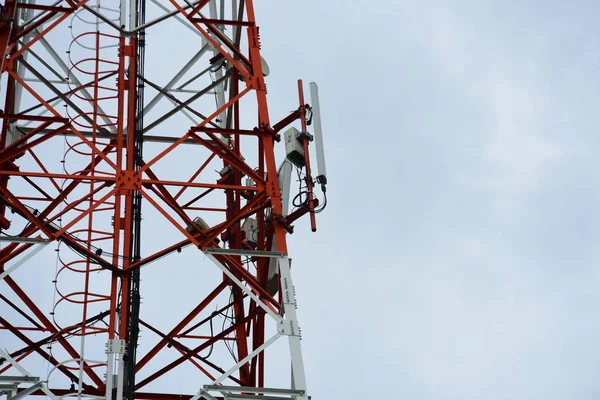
407,3,565,205
483,73,562,193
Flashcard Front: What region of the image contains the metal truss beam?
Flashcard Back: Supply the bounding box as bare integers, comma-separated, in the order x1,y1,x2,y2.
0,1,318,398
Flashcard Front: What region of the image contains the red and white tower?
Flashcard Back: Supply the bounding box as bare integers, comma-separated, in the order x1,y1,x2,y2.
0,0,327,398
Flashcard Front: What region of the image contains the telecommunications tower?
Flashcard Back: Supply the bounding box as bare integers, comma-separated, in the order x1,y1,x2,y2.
0,0,328,398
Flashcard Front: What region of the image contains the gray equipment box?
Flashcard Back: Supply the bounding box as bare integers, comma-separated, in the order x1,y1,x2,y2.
283,127,305,167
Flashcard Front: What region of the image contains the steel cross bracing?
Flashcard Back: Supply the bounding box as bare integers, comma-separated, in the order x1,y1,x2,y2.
0,0,326,398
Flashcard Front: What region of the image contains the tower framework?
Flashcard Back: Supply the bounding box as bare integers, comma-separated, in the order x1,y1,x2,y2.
0,0,327,398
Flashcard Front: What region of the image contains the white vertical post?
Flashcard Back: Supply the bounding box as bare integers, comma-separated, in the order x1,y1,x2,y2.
209,0,227,132
129,0,136,31
120,0,127,28
96,0,101,31
267,160,294,283
231,0,238,41
116,351,125,400
105,347,114,399
106,339,126,400
278,160,293,217
77,336,86,398
278,257,308,400
309,82,327,185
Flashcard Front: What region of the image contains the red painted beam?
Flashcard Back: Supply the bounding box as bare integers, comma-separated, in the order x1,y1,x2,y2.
137,319,243,386
190,18,252,26
0,0,16,73
2,276,105,387
0,293,45,330
0,316,87,387
135,282,227,372
135,309,258,390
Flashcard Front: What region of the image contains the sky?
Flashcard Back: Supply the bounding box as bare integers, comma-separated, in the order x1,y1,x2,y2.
258,1,600,399
3,1,600,399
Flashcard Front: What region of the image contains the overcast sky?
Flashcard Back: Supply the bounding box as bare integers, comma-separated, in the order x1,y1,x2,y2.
259,1,600,399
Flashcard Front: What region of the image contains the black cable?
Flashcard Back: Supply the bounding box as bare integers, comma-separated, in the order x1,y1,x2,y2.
291,165,329,213
124,1,147,398
222,290,238,362
292,165,309,208
11,204,127,260
199,314,215,359
314,190,327,213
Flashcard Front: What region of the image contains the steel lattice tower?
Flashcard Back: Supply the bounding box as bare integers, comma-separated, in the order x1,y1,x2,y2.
0,0,327,398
